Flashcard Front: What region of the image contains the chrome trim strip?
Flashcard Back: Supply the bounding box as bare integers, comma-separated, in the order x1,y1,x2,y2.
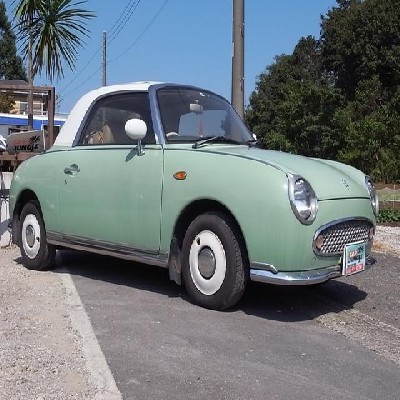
313,216,374,257
287,174,318,225
365,176,379,216
250,255,376,285
47,232,168,268
250,261,278,274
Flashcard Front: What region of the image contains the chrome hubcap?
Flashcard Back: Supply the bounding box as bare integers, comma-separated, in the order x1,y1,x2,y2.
25,225,36,247
198,247,216,279
22,213,41,259
189,230,226,295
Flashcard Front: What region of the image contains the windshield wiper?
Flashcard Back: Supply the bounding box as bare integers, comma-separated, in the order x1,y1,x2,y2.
192,135,242,149
247,139,263,148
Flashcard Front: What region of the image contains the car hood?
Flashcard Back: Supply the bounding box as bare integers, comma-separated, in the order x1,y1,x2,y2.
201,146,369,200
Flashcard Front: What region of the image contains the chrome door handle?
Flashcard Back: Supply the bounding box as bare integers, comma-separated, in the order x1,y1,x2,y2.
64,164,80,175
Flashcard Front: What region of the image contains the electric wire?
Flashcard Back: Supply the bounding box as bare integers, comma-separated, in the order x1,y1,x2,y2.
108,0,168,65
108,0,141,44
59,0,168,105
57,47,102,96
107,0,137,40
58,0,140,99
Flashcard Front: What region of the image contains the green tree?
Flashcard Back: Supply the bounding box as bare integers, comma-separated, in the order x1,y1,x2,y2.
13,0,94,128
0,1,26,113
0,92,14,112
321,0,400,99
321,0,400,181
246,0,400,182
336,76,400,182
246,36,343,159
0,1,26,80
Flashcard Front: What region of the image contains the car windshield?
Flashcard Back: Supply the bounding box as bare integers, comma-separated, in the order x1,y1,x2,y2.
157,87,253,144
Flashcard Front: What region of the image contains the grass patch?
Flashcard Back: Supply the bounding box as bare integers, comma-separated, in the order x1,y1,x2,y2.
377,208,400,223
378,192,400,202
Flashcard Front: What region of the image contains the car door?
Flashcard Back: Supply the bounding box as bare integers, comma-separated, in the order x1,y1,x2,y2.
57,92,163,252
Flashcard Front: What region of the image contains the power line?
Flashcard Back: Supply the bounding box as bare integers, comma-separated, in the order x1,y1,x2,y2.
58,46,102,96
108,0,168,65
58,0,141,97
60,66,102,101
59,0,168,106
107,0,137,39
108,0,141,44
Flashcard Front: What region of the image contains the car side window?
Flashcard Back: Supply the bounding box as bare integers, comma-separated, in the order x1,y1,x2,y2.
77,92,155,145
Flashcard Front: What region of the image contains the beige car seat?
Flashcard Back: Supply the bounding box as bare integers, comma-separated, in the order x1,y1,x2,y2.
88,124,115,145
101,124,115,144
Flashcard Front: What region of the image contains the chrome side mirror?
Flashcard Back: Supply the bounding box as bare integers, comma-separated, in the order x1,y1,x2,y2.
125,119,147,156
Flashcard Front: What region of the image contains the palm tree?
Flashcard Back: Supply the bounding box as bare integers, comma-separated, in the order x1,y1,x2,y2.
13,0,94,129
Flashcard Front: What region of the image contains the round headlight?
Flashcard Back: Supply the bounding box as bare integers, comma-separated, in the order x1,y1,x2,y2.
288,175,318,224
365,176,379,216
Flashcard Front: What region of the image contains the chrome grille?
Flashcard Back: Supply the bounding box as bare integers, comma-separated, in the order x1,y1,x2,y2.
314,219,373,256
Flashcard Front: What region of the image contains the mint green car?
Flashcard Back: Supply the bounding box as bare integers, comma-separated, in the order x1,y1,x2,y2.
9,82,378,310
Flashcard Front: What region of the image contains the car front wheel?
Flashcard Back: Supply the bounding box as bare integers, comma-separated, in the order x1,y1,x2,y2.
19,201,56,270
181,212,247,310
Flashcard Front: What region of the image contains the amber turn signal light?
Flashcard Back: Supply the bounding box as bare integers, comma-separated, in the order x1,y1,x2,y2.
173,171,187,180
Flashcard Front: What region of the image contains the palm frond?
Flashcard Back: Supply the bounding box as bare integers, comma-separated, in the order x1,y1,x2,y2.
14,0,95,80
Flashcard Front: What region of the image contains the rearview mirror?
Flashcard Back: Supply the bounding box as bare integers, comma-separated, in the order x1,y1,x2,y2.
125,119,147,156
190,103,203,114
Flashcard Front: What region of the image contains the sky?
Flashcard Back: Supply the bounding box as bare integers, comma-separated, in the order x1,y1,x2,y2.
5,0,337,113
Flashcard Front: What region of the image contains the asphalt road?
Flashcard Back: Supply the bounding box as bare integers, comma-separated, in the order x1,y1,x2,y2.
60,251,400,400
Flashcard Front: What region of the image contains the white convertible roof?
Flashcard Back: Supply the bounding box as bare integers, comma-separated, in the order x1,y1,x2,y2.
54,81,161,147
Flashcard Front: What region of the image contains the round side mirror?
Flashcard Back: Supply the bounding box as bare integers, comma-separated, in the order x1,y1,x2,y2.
125,119,147,141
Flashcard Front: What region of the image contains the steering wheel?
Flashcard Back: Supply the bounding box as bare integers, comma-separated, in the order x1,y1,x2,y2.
83,130,104,145
166,131,179,138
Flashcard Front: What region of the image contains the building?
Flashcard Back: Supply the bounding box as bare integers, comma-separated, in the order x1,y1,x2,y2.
0,79,48,115
0,80,67,139
0,112,67,138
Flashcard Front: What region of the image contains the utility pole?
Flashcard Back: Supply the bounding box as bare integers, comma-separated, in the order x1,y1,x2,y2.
102,31,107,86
27,17,33,131
231,0,244,119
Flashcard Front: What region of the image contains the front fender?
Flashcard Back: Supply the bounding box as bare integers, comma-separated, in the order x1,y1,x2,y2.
160,148,289,265
9,153,60,233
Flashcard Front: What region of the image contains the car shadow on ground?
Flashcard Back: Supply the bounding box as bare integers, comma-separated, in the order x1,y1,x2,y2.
14,249,368,323
239,280,366,322
56,250,184,299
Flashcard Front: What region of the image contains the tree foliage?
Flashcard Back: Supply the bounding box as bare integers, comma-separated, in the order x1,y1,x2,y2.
0,1,26,80
14,0,95,81
0,1,27,113
0,92,14,113
246,0,400,182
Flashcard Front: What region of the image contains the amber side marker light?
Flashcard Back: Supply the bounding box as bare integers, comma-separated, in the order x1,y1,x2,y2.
173,171,187,180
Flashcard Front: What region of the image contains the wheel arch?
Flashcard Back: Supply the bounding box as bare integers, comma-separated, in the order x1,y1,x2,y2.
168,199,249,285
11,189,39,246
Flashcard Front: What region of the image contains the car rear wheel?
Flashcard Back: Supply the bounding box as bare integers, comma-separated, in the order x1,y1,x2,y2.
19,201,56,270
181,212,247,310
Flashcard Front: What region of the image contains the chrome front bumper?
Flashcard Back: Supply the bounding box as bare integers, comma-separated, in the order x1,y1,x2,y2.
250,256,376,286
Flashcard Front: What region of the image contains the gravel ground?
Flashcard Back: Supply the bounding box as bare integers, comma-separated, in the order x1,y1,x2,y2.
373,225,400,257
0,226,398,399
0,247,97,400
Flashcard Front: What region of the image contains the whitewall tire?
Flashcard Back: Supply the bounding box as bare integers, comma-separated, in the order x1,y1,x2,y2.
19,201,56,270
182,212,247,310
